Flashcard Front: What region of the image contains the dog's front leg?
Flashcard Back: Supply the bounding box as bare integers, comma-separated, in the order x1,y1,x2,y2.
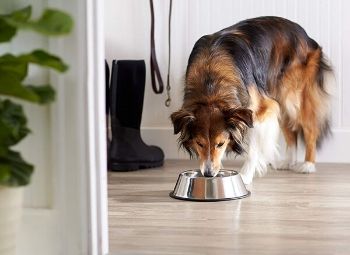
240,127,266,184
240,151,259,185
240,110,280,184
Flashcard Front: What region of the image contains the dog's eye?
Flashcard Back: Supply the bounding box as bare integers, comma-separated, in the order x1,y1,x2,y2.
217,142,225,148
196,141,204,148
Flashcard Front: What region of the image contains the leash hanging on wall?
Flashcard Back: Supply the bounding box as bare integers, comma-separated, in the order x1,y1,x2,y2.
149,0,173,107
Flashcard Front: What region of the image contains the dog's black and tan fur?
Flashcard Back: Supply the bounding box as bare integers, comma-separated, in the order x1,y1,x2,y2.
171,16,331,183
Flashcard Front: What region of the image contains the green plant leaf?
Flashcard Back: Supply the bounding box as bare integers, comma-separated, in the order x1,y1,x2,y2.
0,19,16,43
0,69,56,104
0,5,72,187
27,85,55,104
0,164,11,183
0,54,28,80
0,6,31,43
32,9,73,35
0,150,33,186
0,71,40,102
19,50,68,72
2,6,32,23
0,146,7,156
0,50,68,78
3,8,73,36
0,99,30,147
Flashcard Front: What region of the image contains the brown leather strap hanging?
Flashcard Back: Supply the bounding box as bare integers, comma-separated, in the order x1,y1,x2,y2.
165,0,172,107
149,0,164,94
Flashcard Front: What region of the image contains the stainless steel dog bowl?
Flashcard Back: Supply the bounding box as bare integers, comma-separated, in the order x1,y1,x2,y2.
170,169,250,201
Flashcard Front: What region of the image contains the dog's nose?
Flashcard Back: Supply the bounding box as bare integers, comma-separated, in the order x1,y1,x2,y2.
203,170,214,177
203,161,214,177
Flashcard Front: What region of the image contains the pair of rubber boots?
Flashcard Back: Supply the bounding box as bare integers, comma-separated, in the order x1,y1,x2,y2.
106,60,164,171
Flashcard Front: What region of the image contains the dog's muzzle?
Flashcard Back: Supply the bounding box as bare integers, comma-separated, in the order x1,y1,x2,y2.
203,160,216,177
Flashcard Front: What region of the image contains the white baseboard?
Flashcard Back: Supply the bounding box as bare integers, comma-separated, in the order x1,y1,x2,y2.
17,208,59,255
306,129,350,163
141,127,350,163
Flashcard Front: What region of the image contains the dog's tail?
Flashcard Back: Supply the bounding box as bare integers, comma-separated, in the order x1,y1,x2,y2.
316,51,332,148
301,48,332,149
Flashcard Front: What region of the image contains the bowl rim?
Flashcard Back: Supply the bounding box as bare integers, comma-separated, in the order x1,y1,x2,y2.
179,169,239,179
169,190,251,202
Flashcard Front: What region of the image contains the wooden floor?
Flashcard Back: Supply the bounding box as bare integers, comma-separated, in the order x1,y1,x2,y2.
108,160,350,255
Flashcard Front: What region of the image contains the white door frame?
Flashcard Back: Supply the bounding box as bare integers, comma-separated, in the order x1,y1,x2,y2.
48,0,108,254
84,0,109,253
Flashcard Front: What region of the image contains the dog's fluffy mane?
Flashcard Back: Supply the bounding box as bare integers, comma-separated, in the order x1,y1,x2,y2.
180,16,331,148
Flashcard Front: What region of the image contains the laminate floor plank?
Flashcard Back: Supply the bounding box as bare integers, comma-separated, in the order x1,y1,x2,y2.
108,160,350,255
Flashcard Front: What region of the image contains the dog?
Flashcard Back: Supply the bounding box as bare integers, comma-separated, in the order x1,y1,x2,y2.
171,16,331,184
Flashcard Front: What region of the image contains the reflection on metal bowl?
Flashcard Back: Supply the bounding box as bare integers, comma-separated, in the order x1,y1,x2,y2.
170,169,250,202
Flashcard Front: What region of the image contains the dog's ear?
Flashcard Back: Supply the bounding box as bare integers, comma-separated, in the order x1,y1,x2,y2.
224,108,253,155
171,109,197,158
170,109,195,134
224,108,253,128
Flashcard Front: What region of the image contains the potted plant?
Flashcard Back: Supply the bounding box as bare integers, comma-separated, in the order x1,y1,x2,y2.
0,5,72,253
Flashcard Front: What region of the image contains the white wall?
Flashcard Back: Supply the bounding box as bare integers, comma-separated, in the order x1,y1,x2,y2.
105,0,350,163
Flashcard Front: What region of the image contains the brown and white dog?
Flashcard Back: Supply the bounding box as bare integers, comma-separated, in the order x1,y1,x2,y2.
171,16,331,184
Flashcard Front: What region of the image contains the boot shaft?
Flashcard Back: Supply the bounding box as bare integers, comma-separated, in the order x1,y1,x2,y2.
110,60,146,130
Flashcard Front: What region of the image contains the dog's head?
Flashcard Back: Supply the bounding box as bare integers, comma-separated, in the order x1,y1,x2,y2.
171,105,253,177
172,33,254,177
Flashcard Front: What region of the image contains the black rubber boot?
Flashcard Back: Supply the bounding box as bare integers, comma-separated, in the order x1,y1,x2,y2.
105,60,110,115
108,60,164,171
105,60,110,161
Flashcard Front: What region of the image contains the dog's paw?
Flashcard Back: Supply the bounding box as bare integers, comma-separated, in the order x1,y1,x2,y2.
276,160,297,171
294,161,316,174
277,146,297,170
240,173,253,185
